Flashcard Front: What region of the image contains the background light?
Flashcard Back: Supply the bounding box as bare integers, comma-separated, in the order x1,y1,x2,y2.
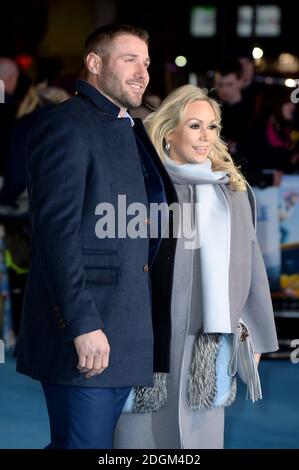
175,55,187,67
285,78,297,88
252,47,264,59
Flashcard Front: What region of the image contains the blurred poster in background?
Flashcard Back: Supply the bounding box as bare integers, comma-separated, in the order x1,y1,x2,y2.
254,177,299,309
253,186,281,291
278,175,299,304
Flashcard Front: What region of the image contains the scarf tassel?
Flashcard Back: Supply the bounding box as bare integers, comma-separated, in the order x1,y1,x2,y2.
228,322,262,403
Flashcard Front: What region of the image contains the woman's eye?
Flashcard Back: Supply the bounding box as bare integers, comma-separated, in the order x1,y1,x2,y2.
190,124,217,130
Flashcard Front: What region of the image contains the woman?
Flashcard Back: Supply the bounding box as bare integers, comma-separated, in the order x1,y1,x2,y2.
114,85,278,449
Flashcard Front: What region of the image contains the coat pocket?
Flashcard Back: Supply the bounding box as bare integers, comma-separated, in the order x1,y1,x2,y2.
82,250,120,285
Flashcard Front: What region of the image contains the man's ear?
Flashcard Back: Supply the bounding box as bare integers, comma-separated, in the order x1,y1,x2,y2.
86,52,102,75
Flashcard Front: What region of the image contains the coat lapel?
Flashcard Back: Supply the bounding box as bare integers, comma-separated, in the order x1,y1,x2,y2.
220,185,254,329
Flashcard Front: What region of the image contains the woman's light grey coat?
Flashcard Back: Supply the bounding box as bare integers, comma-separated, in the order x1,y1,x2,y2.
114,183,278,449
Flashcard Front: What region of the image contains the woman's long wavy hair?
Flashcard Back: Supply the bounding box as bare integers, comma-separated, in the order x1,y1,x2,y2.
144,84,247,191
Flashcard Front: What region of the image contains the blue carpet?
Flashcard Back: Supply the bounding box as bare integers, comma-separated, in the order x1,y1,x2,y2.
0,355,49,449
0,356,298,448
225,359,299,448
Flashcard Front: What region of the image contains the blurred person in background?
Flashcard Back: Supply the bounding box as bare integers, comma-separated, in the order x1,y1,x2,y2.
239,55,255,89
243,88,299,186
214,60,251,167
114,84,278,449
0,84,70,337
0,83,70,214
130,93,161,120
0,57,20,176
0,57,19,97
237,52,263,122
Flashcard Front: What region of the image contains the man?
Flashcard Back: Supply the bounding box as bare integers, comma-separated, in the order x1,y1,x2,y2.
16,24,177,449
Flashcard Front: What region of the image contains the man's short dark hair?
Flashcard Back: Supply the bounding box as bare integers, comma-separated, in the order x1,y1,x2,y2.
84,24,149,63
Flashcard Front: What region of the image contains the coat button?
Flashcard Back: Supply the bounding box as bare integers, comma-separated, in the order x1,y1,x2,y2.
143,263,149,272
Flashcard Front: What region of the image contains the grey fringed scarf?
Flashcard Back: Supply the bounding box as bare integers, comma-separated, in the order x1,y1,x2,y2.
164,156,232,334
122,158,262,414
122,335,237,413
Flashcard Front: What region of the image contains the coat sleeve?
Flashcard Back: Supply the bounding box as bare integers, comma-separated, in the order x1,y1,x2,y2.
27,109,104,342
241,186,279,353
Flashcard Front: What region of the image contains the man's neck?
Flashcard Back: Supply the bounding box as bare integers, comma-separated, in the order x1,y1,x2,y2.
96,87,127,116
86,77,127,116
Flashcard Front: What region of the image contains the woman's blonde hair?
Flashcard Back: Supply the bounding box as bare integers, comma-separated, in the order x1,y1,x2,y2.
144,84,247,191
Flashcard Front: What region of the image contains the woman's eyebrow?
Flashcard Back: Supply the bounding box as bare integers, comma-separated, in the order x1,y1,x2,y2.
186,118,217,123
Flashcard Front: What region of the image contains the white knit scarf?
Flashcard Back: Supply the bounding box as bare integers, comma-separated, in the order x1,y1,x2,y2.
164,155,232,333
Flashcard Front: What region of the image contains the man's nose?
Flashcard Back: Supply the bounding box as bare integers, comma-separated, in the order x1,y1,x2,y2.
134,64,148,79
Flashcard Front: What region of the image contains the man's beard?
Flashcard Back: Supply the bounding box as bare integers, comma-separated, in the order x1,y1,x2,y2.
98,66,144,109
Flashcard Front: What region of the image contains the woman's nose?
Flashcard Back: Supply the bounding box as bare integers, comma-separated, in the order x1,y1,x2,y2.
199,129,208,140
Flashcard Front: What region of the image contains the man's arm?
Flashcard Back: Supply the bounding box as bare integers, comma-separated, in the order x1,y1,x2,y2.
27,110,111,376
27,109,104,342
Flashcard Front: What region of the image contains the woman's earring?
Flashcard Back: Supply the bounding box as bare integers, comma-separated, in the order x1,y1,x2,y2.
165,141,171,153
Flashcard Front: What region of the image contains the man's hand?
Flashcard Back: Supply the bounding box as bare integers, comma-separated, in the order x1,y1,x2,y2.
74,329,110,378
